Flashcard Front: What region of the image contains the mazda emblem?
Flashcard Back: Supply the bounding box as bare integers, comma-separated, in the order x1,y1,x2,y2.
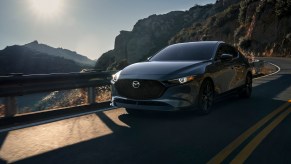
132,81,140,88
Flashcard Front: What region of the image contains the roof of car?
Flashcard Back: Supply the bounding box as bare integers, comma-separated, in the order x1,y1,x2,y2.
173,41,224,45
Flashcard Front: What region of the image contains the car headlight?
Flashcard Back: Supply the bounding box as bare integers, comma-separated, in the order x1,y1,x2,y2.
111,71,121,84
167,75,195,84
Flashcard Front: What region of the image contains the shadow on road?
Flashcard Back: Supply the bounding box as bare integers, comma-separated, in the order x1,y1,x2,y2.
0,132,8,164
0,133,8,149
0,158,7,164
11,74,291,164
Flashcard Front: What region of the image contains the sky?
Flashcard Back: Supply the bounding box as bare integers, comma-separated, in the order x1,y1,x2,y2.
0,0,216,60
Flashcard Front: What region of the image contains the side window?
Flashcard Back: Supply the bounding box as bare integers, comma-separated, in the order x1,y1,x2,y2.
215,44,227,61
226,45,238,58
215,44,238,61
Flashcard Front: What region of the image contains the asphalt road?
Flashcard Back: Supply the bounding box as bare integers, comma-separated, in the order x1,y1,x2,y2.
0,57,290,164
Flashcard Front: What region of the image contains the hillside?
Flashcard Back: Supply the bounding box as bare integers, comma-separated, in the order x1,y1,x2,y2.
95,0,291,70
24,41,95,67
170,0,291,58
0,45,83,75
95,0,240,70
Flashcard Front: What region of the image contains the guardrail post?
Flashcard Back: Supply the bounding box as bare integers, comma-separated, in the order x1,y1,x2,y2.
87,87,96,104
4,96,17,117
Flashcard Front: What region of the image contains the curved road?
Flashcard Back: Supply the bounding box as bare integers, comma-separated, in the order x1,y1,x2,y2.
0,57,291,164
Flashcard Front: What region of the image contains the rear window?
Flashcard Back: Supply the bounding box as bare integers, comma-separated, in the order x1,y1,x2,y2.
150,42,216,61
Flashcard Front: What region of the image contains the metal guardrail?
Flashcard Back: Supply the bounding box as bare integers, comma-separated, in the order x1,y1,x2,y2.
0,71,115,117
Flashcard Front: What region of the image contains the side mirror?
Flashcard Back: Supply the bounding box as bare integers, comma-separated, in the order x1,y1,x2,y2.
147,56,152,61
220,54,233,62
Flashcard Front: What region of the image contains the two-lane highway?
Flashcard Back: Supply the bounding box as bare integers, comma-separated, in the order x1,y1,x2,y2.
0,57,290,164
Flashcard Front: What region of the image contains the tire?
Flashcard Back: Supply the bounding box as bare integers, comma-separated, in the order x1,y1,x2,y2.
239,74,252,98
197,79,214,115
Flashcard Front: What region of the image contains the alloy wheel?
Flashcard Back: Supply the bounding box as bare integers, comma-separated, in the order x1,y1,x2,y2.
198,80,214,114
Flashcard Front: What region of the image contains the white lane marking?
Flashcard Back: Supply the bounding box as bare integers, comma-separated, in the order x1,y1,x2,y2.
254,62,281,80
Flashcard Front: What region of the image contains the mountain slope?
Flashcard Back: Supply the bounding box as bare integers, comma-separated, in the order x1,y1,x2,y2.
24,41,95,67
170,0,291,57
95,0,290,70
95,0,240,70
0,45,83,75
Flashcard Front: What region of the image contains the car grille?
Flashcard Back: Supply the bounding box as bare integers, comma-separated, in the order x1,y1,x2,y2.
115,79,166,100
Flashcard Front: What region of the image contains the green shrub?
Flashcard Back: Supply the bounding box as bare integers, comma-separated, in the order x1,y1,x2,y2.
222,27,231,35
238,0,261,24
239,0,250,24
275,0,291,17
214,4,239,27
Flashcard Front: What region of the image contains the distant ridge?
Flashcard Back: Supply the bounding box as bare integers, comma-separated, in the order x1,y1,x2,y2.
24,40,95,67
0,41,95,75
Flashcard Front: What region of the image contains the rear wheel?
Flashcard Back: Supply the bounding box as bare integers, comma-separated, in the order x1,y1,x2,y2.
197,79,214,114
239,74,252,98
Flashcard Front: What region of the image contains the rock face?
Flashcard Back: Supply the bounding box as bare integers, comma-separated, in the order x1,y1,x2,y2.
170,0,291,57
170,3,241,46
96,0,290,70
34,89,87,111
95,0,240,70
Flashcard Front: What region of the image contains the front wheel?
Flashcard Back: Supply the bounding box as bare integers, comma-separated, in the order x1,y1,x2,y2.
239,74,252,98
197,79,214,115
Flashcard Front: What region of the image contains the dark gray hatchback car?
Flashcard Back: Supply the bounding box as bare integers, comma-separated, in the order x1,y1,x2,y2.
111,41,252,114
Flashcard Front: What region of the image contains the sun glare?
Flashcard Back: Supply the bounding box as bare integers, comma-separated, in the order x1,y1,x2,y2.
29,0,64,19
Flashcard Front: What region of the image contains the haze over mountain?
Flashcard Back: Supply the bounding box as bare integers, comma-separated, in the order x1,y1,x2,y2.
0,41,95,75
95,0,291,70
24,41,95,67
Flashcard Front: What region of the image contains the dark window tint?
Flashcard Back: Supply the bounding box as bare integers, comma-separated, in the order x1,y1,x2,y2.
215,44,238,60
150,42,216,61
239,50,249,63
227,45,238,57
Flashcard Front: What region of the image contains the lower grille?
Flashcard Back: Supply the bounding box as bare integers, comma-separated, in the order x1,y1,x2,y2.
115,79,165,100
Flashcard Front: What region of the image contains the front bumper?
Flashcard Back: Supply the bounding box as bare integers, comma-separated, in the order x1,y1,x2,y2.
111,81,200,111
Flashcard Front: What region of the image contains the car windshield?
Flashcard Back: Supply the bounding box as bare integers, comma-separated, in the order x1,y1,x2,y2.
150,42,216,61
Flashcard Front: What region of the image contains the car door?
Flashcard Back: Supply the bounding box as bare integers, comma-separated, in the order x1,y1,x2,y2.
226,45,246,88
212,44,236,93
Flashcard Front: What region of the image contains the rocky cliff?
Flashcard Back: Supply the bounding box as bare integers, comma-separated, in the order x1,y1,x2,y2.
96,0,290,70
170,0,291,58
95,0,240,70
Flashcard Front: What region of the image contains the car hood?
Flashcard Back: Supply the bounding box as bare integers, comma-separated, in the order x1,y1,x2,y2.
119,61,210,80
